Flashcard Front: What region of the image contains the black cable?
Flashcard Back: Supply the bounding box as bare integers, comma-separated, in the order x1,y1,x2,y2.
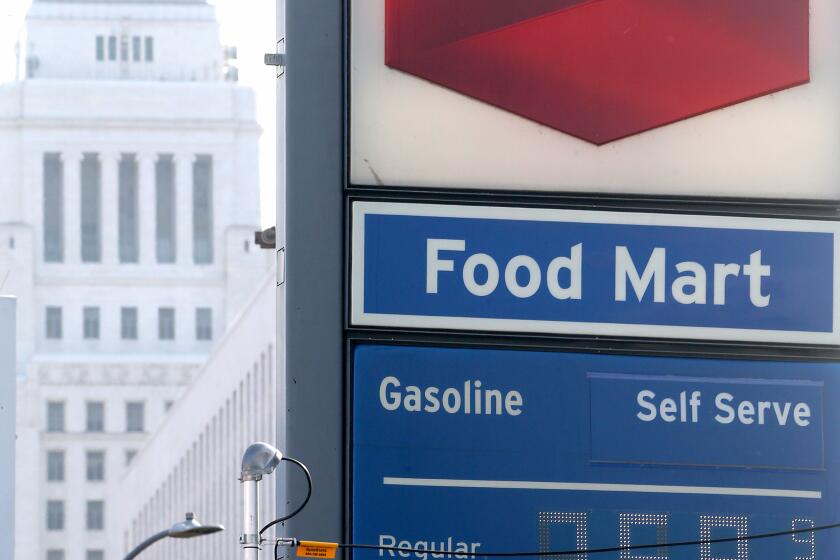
333,522,840,557
260,456,313,536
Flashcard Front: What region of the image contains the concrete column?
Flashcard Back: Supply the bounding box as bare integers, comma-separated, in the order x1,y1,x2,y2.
175,153,194,265
100,152,120,264
138,153,156,265
61,151,83,264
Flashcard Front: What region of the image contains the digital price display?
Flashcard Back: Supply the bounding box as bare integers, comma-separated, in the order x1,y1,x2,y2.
352,346,839,559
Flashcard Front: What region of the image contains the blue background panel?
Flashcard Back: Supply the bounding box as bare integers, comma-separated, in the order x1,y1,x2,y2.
352,345,840,560
358,209,835,336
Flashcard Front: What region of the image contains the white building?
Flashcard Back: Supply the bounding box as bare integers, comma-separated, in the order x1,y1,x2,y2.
6,1,270,558
119,271,277,560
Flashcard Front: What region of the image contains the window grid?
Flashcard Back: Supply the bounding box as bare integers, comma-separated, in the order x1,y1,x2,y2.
108,35,117,61
155,155,176,263
119,154,139,262
83,307,100,340
86,500,105,531
47,550,65,560
87,551,104,560
46,307,62,340
47,401,65,433
192,155,214,264
86,451,105,482
47,450,64,482
132,36,141,62
126,402,145,433
144,36,154,62
96,36,105,61
86,401,105,432
196,307,212,340
81,153,102,263
121,307,138,340
46,500,64,531
43,153,64,263
158,307,175,340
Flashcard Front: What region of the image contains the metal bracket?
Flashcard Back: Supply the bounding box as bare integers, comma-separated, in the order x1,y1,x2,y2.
264,53,286,67
277,247,286,287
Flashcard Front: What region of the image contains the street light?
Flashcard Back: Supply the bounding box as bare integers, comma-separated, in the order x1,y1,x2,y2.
239,442,313,560
123,512,224,560
240,442,283,560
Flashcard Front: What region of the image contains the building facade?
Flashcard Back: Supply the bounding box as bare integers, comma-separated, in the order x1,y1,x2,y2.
7,1,269,558
119,272,277,560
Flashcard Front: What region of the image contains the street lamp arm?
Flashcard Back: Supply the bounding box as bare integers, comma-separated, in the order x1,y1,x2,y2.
123,529,171,560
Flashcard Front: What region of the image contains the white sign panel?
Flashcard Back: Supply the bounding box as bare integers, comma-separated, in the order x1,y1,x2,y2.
0,297,15,559
351,0,840,199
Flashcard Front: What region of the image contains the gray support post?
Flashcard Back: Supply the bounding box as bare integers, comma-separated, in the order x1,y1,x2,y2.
280,0,345,550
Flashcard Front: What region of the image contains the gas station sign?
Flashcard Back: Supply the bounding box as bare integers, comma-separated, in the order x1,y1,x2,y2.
351,201,840,344
353,345,839,560
350,0,840,198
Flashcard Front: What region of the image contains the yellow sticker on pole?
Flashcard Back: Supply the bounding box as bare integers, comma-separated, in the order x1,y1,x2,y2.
298,541,339,559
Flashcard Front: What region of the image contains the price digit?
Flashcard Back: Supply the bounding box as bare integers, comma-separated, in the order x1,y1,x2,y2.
699,515,748,560
537,512,588,560
792,519,815,560
618,513,669,560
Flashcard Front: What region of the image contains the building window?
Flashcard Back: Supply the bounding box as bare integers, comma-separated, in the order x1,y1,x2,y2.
155,155,176,263
126,402,144,432
144,37,154,61
95,36,104,61
83,307,100,339
193,155,214,263
158,307,175,340
119,154,139,263
196,307,212,340
47,401,65,432
125,449,137,465
121,307,138,340
132,36,141,62
43,153,64,263
47,450,64,482
81,153,101,263
87,551,104,560
86,451,105,481
86,401,105,432
47,550,65,560
46,307,62,340
86,500,104,530
120,35,129,61
47,500,64,530
108,35,117,61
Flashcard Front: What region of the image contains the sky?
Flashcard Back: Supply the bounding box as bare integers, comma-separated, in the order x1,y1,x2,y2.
0,0,279,228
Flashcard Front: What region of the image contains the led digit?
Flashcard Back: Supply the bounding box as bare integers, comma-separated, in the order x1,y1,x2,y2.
792,519,815,560
537,512,588,560
699,515,748,560
618,513,669,560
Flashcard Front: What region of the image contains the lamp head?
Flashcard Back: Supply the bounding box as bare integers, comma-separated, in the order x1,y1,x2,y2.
168,512,224,539
241,442,283,480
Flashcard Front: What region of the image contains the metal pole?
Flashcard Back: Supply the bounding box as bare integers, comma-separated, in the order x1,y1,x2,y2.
241,478,261,560
123,530,171,560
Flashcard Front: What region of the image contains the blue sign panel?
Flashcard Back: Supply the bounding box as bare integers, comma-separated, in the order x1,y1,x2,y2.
353,345,840,560
350,202,840,344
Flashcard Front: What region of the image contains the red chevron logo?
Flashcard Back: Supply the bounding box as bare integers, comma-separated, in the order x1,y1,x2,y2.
385,0,809,145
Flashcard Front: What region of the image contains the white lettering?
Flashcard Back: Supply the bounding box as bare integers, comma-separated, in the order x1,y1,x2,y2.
546,243,582,300
462,253,499,297
504,255,541,298
743,250,771,308
615,247,666,303
426,239,465,294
